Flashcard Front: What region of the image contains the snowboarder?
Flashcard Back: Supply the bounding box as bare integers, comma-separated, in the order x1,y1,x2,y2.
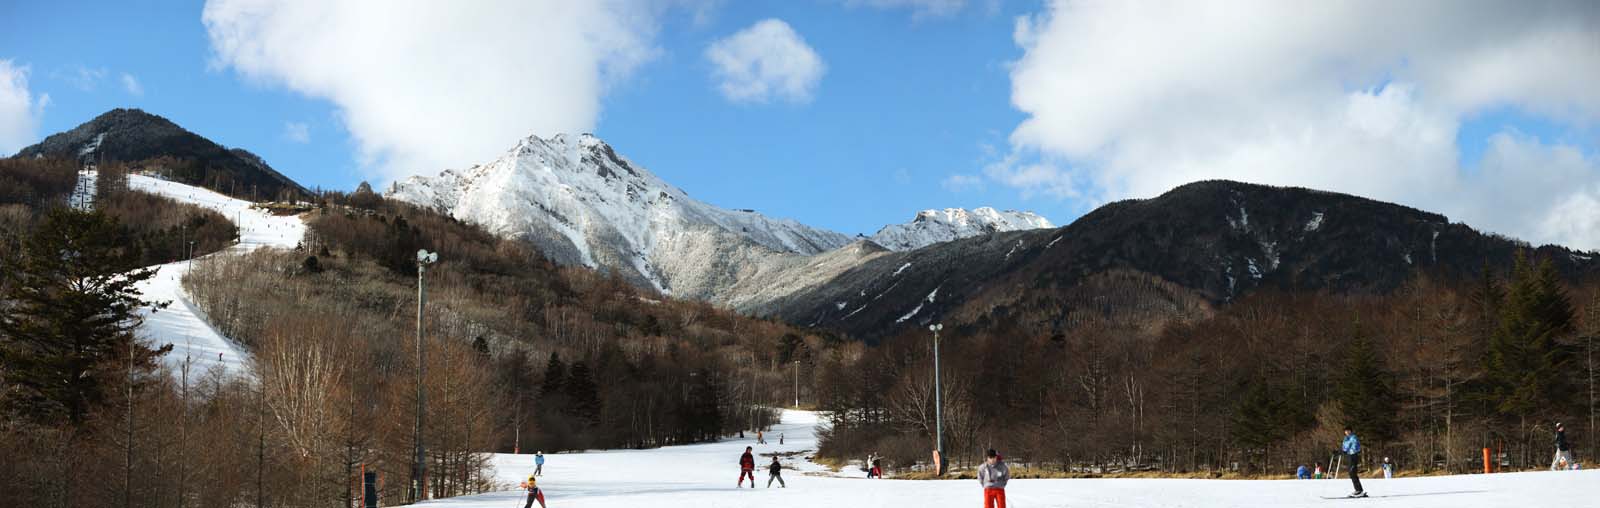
738,446,757,488
1341,427,1366,498
1296,464,1310,479
535,451,545,476
1552,422,1572,470
519,473,547,508
767,456,787,488
1381,457,1393,479
978,449,1009,508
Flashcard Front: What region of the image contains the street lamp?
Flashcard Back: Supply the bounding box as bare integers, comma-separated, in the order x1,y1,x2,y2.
793,360,800,408
411,249,437,503
929,323,946,475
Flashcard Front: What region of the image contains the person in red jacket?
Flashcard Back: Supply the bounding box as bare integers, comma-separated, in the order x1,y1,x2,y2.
738,446,757,488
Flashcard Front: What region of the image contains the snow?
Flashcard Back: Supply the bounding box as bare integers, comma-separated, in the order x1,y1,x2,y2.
126,175,306,378
70,167,98,211
1045,235,1063,250
870,207,1054,251
403,409,1600,508
891,262,912,277
386,133,852,296
1305,211,1325,232
894,303,923,323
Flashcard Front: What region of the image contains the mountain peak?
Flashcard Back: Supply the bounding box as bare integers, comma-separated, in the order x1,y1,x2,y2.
874,207,1054,251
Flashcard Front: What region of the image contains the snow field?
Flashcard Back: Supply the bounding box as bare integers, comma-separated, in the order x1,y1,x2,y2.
405,409,1598,508
126,174,306,378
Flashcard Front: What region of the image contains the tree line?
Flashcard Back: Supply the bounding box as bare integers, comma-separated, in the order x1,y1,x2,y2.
815,254,1599,477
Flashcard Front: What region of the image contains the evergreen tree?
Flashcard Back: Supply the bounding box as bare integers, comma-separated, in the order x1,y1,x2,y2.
540,352,567,398
1337,321,1397,444
1486,252,1574,421
0,208,170,425
563,361,601,426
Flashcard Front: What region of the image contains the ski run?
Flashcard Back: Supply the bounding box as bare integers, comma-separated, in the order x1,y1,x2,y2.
402,409,1597,508
125,174,306,378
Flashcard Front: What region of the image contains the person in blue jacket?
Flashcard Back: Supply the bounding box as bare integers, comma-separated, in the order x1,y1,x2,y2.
1296,464,1310,480
1341,428,1366,498
535,451,545,476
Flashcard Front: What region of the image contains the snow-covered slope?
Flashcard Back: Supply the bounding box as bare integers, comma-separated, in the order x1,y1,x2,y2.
387,133,852,297
869,207,1054,251
127,174,305,378
405,409,1598,508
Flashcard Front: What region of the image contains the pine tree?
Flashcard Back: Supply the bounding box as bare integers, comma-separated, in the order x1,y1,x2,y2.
541,352,567,398
1337,321,1397,445
563,361,601,426
0,208,170,426
1486,252,1574,421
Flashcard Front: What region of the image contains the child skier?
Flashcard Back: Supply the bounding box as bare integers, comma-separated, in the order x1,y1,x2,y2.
738,446,757,488
1381,457,1393,479
519,473,546,508
1314,464,1324,479
978,449,1010,508
767,456,787,488
535,451,545,476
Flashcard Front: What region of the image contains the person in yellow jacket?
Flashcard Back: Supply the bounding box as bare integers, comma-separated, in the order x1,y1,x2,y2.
519,473,547,508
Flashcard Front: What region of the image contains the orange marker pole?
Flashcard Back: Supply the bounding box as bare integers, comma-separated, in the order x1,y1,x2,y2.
1482,448,1491,474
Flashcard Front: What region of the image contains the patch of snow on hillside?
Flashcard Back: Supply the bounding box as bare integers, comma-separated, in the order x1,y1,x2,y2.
1305,211,1325,232
891,262,912,276
895,303,923,323
869,207,1053,251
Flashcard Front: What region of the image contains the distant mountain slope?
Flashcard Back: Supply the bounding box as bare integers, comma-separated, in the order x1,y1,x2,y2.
386,133,855,297
13,108,309,201
757,180,1600,340
868,207,1054,251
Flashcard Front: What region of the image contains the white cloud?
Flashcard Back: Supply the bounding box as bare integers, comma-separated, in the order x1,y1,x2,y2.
705,19,824,104
941,173,984,192
0,60,47,156
996,0,1600,250
56,65,108,91
844,0,967,19
202,0,671,181
120,73,143,96
283,121,310,143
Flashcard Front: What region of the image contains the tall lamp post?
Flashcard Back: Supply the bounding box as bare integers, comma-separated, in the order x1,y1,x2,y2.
793,360,800,408
411,249,437,503
929,323,946,475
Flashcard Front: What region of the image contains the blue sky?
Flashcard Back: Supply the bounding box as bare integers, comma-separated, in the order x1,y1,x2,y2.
2,1,1597,248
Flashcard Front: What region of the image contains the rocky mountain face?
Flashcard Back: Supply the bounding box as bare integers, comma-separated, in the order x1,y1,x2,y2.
754,180,1600,340
12,108,309,200
868,207,1054,251
386,133,858,298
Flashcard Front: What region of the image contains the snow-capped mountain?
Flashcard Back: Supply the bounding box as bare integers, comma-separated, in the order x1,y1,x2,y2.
387,133,853,296
868,207,1054,251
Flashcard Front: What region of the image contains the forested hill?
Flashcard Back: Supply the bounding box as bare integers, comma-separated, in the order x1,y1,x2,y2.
761,179,1600,340
12,108,310,201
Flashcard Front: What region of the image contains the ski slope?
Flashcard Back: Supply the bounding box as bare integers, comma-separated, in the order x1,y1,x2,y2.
127,174,305,378
406,409,1596,508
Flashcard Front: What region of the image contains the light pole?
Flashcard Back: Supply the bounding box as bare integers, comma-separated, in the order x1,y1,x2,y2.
929,323,945,475
411,249,437,503
793,360,800,408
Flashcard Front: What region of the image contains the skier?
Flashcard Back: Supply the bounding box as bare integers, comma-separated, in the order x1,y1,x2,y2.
978,449,1010,508
535,451,545,476
865,453,880,478
871,458,883,479
780,432,785,445
1296,464,1310,479
767,456,787,488
738,446,757,488
1381,457,1393,479
758,430,766,444
518,473,547,508
1552,422,1572,470
1314,463,1324,479
1341,427,1366,498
